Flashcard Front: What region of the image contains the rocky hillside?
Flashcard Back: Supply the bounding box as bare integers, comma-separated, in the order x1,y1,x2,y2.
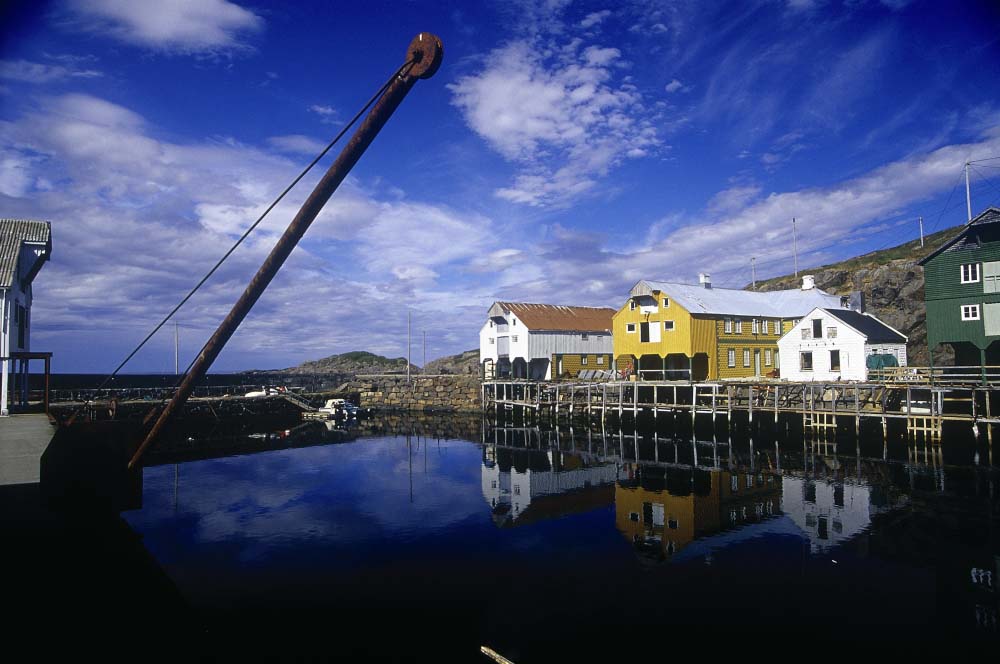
753,224,963,366
422,349,480,375
280,351,417,375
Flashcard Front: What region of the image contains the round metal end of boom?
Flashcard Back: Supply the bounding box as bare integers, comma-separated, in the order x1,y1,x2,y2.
406,33,443,79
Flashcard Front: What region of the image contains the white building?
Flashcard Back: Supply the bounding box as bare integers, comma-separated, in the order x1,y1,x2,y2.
479,301,615,379
777,307,907,382
1,220,52,416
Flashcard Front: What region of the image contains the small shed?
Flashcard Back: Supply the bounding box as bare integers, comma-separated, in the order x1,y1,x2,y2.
777,308,907,381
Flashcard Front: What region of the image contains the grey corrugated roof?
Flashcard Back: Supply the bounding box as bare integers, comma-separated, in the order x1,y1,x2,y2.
822,308,907,344
633,280,843,317
0,219,52,289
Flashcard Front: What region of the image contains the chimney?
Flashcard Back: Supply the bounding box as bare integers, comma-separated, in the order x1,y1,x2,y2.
801,274,815,290
699,273,712,289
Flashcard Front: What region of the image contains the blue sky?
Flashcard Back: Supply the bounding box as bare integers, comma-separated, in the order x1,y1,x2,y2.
2,0,1000,372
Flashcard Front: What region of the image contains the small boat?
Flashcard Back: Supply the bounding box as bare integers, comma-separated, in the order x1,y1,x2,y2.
319,398,358,418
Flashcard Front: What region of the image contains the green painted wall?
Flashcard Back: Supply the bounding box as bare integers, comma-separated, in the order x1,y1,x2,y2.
923,232,1000,350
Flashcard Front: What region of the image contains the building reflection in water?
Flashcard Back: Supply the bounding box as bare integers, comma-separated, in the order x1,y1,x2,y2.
481,424,954,566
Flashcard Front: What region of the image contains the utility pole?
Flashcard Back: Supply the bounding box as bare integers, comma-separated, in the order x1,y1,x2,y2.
792,218,799,278
174,322,179,375
751,257,757,290
423,330,426,369
919,216,924,247
407,309,411,383
966,161,973,221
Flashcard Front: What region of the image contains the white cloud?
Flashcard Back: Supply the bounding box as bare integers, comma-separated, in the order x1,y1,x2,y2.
449,37,660,207
266,134,327,155
664,78,683,93
65,0,263,53
580,10,612,29
0,59,102,83
308,104,339,124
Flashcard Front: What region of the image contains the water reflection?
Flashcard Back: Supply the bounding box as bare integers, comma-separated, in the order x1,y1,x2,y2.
119,414,1000,649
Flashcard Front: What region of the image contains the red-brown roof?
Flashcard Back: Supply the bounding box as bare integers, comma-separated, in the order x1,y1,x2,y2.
494,302,615,332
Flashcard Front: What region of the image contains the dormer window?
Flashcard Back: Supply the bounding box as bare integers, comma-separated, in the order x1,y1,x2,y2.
961,263,980,284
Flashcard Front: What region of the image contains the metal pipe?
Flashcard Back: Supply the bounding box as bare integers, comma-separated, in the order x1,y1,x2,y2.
129,33,443,469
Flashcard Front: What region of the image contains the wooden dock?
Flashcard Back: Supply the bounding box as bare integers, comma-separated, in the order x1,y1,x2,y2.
483,377,1000,443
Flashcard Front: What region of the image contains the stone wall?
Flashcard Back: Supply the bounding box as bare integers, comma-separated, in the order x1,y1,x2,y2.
349,374,482,412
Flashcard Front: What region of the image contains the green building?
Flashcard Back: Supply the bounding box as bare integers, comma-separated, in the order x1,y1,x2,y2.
919,207,1000,371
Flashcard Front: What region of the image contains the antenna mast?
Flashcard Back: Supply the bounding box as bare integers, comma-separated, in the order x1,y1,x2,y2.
919,216,924,247
966,161,973,221
792,218,799,278
751,257,756,290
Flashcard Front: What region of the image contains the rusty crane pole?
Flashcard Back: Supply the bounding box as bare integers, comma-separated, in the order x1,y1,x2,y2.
129,33,443,469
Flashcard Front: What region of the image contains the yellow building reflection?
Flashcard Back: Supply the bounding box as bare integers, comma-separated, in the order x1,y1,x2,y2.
615,464,783,563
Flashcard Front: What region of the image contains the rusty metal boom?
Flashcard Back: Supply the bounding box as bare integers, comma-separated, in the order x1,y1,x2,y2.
128,33,443,469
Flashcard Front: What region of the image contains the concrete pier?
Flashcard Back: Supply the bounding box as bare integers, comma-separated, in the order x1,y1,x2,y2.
0,414,56,485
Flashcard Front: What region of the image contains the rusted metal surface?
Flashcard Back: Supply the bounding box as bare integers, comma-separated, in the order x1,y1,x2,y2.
128,33,443,469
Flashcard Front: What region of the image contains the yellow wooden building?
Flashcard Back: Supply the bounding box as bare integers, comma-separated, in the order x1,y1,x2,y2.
612,274,845,380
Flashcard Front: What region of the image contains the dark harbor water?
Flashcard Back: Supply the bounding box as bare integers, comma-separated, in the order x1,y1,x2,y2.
120,416,1000,657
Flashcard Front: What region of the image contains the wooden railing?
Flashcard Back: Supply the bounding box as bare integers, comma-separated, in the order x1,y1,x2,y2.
867,365,1000,385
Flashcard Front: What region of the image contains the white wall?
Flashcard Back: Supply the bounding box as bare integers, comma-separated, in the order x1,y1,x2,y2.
778,311,867,381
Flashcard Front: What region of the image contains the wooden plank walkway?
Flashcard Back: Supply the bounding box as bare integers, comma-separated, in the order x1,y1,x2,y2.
484,379,1000,442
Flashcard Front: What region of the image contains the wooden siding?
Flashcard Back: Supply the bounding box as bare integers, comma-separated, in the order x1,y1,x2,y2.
715,341,778,379
612,296,694,358
552,353,613,378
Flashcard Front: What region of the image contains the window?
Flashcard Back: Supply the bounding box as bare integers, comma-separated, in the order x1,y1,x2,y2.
640,322,649,342
629,512,639,522
830,350,841,371
489,321,493,327
800,351,813,371
597,356,605,365
765,349,772,366
512,318,517,325
731,475,738,491
984,261,1000,293
581,356,588,365
663,320,675,331
827,327,837,339
762,320,769,335
727,349,736,367
752,319,760,334
512,335,518,342
582,333,589,341
489,337,495,344
962,304,981,321
743,349,750,367
961,263,980,284
735,319,743,333
812,319,823,338
513,484,520,496
662,297,670,308
626,323,636,333
746,474,754,489
801,327,811,340
667,518,678,530
629,299,636,310
724,318,733,333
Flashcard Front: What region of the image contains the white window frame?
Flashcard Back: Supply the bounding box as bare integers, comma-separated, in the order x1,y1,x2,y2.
724,318,732,333
626,323,636,333
765,349,772,366
663,320,675,331
752,319,759,334
961,263,980,284
762,320,769,335
581,356,588,365
727,349,736,367
800,351,813,371
597,356,605,365
582,333,589,341
828,327,837,339
662,297,670,309
743,349,750,367
489,337,494,344
961,304,981,321
735,319,743,333
512,335,518,342
629,299,636,311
